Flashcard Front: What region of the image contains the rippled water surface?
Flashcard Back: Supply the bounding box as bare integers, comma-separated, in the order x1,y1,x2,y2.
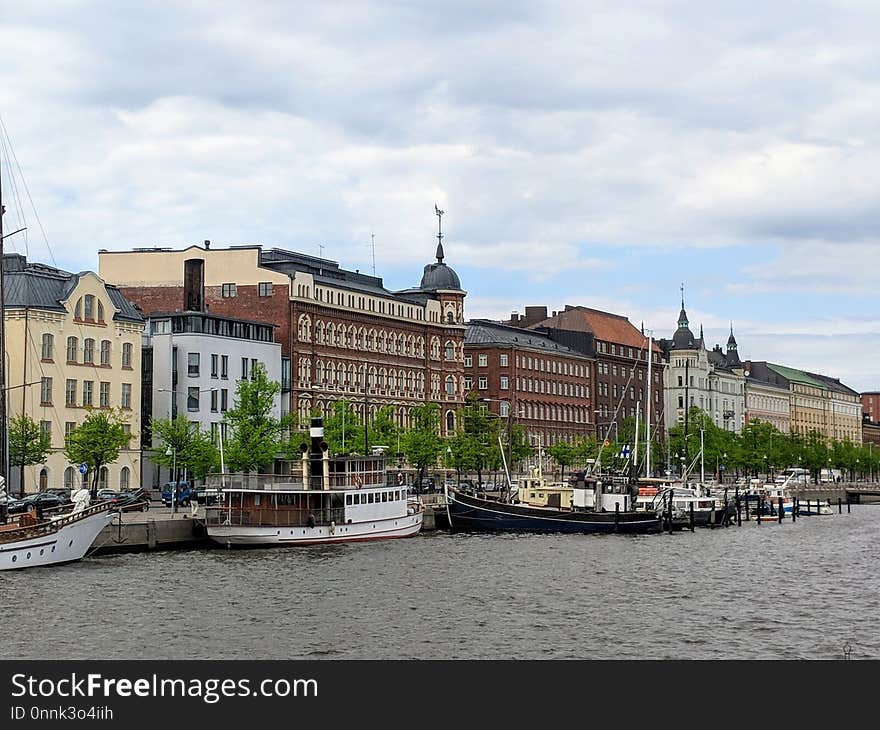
3,506,878,659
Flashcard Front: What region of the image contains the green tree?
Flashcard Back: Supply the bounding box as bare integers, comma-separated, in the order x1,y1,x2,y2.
369,405,401,454
321,399,364,455
9,414,51,493
149,415,220,482
223,363,284,472
546,440,575,479
64,409,132,498
401,402,443,487
458,394,502,486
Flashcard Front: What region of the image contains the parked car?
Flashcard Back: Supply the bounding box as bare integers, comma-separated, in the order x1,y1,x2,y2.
193,485,221,505
113,488,151,512
7,492,69,514
161,481,192,507
96,489,120,503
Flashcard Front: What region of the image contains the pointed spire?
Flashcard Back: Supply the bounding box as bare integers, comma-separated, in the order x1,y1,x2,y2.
727,321,738,350
700,324,704,340
677,283,689,328
434,203,445,263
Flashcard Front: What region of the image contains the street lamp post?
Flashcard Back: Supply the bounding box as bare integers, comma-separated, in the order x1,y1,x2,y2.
165,445,177,514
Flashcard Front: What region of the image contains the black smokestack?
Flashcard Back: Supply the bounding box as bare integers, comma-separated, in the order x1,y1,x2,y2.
309,416,326,489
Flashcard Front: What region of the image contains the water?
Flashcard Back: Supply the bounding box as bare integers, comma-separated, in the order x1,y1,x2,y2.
3,507,878,660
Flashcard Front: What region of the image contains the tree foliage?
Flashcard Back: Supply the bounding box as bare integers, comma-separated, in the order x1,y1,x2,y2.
223,364,284,472
401,402,443,485
149,415,220,481
64,409,132,496
9,414,51,469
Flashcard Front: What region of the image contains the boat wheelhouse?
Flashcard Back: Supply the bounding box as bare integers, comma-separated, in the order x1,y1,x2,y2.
203,418,423,547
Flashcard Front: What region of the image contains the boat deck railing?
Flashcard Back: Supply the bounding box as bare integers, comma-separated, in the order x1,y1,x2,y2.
203,506,346,527
205,471,392,491
0,502,114,544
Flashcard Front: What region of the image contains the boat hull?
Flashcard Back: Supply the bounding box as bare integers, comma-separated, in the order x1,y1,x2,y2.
207,511,423,546
446,491,662,534
0,510,116,571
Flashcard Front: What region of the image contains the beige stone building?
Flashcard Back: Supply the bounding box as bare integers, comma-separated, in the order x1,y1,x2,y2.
3,254,144,494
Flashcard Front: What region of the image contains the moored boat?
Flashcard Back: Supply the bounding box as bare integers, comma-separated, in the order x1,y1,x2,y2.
0,487,117,570
203,418,423,547
444,468,662,535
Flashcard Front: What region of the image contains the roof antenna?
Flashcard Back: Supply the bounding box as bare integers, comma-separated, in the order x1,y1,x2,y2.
318,243,325,259
370,233,376,276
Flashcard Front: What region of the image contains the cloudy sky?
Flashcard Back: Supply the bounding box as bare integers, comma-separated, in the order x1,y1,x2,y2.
2,1,879,390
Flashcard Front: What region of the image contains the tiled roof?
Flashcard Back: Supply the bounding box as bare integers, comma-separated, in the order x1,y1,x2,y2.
533,306,660,352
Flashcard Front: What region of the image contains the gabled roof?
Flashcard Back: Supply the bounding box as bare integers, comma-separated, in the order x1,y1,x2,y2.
2,254,143,323
532,305,660,352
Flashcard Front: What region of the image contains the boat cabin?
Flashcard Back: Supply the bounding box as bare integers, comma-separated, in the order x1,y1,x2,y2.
518,477,574,508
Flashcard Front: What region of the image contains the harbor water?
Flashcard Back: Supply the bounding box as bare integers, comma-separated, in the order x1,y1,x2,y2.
3,506,878,660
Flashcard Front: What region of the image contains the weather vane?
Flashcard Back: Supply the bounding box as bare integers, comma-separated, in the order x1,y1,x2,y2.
434,203,444,244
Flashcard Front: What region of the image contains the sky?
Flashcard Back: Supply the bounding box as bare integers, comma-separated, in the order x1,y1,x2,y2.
1,1,879,391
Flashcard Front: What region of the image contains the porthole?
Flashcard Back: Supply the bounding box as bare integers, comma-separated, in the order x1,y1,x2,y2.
11,555,16,562
51,546,56,552
69,540,73,547
40,549,44,556
27,552,31,559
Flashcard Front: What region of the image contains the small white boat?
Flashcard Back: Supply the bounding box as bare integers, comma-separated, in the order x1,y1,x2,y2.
0,488,117,570
204,418,423,547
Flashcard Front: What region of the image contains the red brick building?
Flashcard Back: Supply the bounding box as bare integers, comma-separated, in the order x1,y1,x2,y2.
99,240,466,438
464,320,595,447
508,305,665,442
861,392,880,424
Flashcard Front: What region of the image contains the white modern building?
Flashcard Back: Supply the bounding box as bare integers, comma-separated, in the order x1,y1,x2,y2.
142,310,284,489
659,296,746,434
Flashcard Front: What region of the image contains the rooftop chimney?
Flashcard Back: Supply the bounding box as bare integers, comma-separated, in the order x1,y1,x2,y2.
204,240,211,249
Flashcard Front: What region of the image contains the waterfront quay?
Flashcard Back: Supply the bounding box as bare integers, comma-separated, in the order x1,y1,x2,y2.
91,496,449,554
88,486,869,556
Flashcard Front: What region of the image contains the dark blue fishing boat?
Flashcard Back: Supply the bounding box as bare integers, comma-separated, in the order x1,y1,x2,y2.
443,471,663,535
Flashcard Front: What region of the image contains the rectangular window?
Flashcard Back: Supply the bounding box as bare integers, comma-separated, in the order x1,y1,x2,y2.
65,422,76,443
211,354,219,378
258,282,273,297
121,383,132,409
221,389,229,412
241,357,249,380
40,421,52,444
211,389,218,412
99,382,110,408
100,340,111,366
221,355,229,379
41,334,54,360
464,376,473,390
221,283,237,298
83,339,94,364
65,379,77,407
188,352,200,377
500,376,509,390
40,377,52,405
500,401,509,417
187,387,199,411
478,354,488,367
67,337,78,363
464,355,472,367
122,343,133,368
83,380,94,407
251,358,259,379
478,376,488,390
500,354,508,367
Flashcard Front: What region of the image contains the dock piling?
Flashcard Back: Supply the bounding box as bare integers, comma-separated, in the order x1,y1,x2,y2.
689,501,694,532
838,497,842,514
778,497,783,524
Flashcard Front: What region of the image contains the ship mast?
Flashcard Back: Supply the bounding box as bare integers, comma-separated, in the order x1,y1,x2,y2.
0,146,7,485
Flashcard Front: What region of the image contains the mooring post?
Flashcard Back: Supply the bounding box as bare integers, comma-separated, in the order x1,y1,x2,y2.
745,497,750,522
614,502,620,533
778,497,783,523
736,496,742,527
792,498,797,522
847,496,851,514
689,501,694,532
757,498,762,525
838,497,842,514
667,492,674,534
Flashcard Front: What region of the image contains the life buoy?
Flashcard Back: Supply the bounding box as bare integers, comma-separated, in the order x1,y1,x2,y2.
354,475,363,488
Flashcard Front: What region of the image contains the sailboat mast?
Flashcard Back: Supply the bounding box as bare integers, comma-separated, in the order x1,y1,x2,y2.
0,148,7,486
645,333,652,478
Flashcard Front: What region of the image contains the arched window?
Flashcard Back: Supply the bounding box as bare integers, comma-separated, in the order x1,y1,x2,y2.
378,368,386,388
378,331,387,352
316,360,324,385
447,312,455,324
338,325,347,348
84,294,95,320
122,342,133,368
100,340,111,366
120,466,130,490
367,330,376,351
445,375,456,396
326,362,336,385
41,333,54,360
74,298,82,319
83,338,95,364
446,411,455,434
64,466,75,490
39,469,48,491
66,336,78,363
388,370,396,391
97,300,105,322
368,367,376,388
315,321,325,345
444,341,455,361
298,315,311,343
98,466,109,490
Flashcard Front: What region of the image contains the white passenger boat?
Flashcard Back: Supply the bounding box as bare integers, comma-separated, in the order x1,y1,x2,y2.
204,418,423,547
0,487,117,570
